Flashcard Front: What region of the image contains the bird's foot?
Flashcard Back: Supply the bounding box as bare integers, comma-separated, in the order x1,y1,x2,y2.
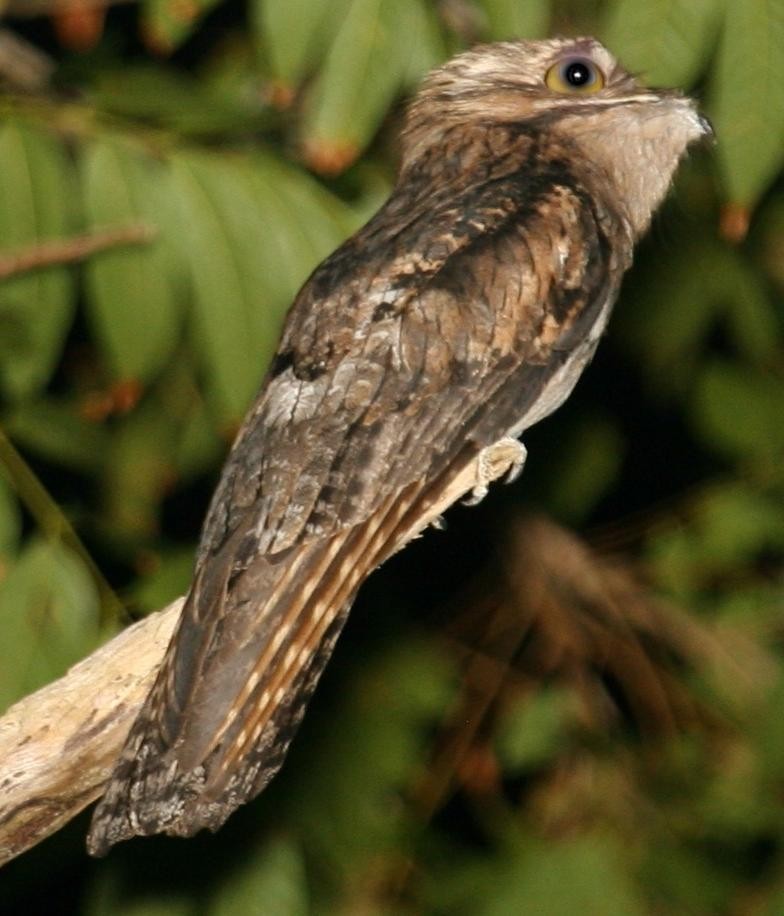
463,437,527,506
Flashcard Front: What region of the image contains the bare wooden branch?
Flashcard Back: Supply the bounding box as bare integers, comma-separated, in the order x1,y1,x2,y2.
0,446,518,867
0,223,157,280
0,599,182,868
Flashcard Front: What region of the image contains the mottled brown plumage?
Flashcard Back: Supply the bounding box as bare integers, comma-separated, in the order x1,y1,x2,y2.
87,37,708,854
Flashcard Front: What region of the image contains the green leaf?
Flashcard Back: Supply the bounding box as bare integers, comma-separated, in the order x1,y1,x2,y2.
91,364,219,545
617,239,721,396
695,482,784,566
174,399,223,480
541,413,625,522
4,398,111,473
436,834,646,916
478,0,550,40
208,837,309,916
100,398,178,540
0,121,76,401
130,546,194,614
84,870,195,916
240,158,329,304
170,151,296,421
741,678,784,791
83,139,183,383
710,0,784,206
252,0,345,86
640,839,737,916
290,640,454,874
756,195,784,292
92,65,206,121
169,150,353,423
0,538,100,711
159,363,223,481
618,236,777,396
251,151,355,266
601,0,719,87
496,687,577,771
724,269,780,364
692,360,784,461
485,836,646,916
646,527,702,598
92,65,268,136
399,0,447,83
0,473,21,557
141,0,221,54
301,0,421,170
764,887,784,916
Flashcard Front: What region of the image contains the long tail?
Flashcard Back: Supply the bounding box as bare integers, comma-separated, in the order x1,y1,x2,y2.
86,457,469,855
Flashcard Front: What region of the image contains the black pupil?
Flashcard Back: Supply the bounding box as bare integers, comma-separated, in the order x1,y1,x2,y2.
564,61,592,87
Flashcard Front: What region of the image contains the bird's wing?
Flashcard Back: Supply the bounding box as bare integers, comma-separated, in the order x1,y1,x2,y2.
88,156,628,854
200,158,628,564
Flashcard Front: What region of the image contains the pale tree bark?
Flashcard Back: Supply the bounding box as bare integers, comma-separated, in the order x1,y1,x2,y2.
0,598,182,867
0,443,521,867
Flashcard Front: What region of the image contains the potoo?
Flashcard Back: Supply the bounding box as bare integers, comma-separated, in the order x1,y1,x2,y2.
88,38,709,853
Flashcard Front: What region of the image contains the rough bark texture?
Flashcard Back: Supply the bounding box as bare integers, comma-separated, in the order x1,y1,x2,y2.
0,599,182,867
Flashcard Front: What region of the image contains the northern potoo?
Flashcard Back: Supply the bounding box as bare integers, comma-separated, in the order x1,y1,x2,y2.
88,38,709,854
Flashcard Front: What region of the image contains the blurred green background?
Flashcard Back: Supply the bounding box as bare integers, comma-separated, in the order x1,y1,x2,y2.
1,0,783,913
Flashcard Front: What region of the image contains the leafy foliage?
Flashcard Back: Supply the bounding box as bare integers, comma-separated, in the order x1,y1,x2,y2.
0,1,783,914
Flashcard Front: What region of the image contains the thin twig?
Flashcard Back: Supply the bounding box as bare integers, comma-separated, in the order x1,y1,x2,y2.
0,28,54,90
0,425,126,629
0,223,156,280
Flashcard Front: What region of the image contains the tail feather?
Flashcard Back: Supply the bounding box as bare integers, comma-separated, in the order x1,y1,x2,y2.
86,532,353,855
205,485,419,790
87,453,475,857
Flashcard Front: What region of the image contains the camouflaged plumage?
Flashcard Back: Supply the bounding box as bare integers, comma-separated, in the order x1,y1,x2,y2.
88,37,708,855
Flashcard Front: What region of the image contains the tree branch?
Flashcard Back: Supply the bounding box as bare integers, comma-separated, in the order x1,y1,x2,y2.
0,223,156,280
0,599,181,868
0,443,520,867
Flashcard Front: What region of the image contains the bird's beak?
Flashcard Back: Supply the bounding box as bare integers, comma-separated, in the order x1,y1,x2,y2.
697,112,715,144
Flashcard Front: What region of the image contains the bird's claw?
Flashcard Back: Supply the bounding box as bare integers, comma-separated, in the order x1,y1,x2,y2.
463,437,527,505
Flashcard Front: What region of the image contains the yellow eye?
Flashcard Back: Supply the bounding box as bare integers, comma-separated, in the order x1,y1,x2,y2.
545,57,605,94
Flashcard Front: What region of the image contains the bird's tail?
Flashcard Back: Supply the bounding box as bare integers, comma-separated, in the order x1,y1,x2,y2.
86,470,453,856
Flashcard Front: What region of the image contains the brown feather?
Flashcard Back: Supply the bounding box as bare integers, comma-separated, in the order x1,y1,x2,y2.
87,37,708,855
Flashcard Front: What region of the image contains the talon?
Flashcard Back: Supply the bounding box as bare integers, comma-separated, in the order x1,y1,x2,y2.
502,440,527,484
462,484,488,507
464,437,527,506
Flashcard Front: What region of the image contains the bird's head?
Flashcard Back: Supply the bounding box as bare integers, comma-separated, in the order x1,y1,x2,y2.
403,38,711,235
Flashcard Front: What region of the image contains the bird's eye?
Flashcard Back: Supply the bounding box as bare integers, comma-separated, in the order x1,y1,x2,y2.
545,57,605,94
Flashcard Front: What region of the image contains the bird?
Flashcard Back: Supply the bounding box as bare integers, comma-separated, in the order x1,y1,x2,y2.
87,36,710,854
